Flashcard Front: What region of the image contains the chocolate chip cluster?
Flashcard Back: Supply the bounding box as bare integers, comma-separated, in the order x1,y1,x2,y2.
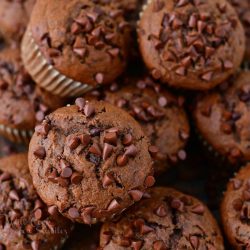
0,170,64,250
150,0,236,82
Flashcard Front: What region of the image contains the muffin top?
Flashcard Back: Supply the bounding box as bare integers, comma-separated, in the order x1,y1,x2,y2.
86,76,190,174
0,0,36,42
28,0,132,87
138,0,245,90
229,0,250,61
100,187,224,250
0,46,65,131
0,153,73,250
193,71,250,165
28,100,154,224
221,164,250,249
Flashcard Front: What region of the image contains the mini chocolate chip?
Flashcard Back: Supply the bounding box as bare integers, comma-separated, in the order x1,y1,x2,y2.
108,48,120,57
84,103,95,117
34,209,43,220
158,96,167,107
155,204,168,217
231,179,243,190
71,173,83,185
35,122,50,136
107,199,121,211
104,132,117,145
144,176,155,187
128,190,143,202
103,173,114,188
175,66,186,76
79,134,91,146
117,154,128,166
178,150,187,160
75,97,86,111
148,146,159,158
190,235,199,249
34,147,46,159
48,205,59,216
124,145,137,157
68,207,80,219
191,204,205,215
171,199,184,212
201,71,213,81
131,240,143,250
123,134,133,146
61,167,73,178
140,224,154,235
89,143,102,156
68,137,80,150
95,73,104,84
103,143,113,160
74,48,87,57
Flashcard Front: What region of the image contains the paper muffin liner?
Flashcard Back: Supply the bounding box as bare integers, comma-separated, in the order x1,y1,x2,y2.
21,29,93,98
0,124,33,144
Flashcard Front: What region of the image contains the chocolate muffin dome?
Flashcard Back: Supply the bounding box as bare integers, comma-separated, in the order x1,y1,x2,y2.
221,164,250,249
0,0,36,42
229,0,250,61
0,46,65,143
0,153,73,250
86,76,190,174
193,71,250,165
28,100,154,224
22,0,132,97
100,187,224,249
138,0,245,90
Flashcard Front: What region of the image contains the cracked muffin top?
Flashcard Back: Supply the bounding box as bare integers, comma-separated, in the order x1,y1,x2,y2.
28,0,132,87
0,0,36,42
221,163,250,249
193,71,250,165
0,153,73,250
100,187,224,250
137,0,245,90
28,99,154,224
86,76,190,174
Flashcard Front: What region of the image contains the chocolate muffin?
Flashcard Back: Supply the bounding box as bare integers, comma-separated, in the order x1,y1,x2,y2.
0,0,36,43
21,0,132,97
221,163,250,249
0,153,73,250
28,100,154,224
138,0,245,90
0,46,65,144
193,71,250,165
229,0,250,61
86,77,190,174
100,187,224,250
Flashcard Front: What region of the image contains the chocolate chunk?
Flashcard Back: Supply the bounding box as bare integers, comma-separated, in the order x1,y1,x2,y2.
75,97,86,111
33,147,46,159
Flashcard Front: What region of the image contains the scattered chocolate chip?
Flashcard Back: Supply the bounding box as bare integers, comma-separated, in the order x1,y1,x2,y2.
71,173,83,185
34,209,43,220
129,190,143,202
61,167,73,178
31,240,40,250
117,154,128,166
131,240,143,250
103,143,113,160
68,137,80,150
107,199,121,211
68,207,80,218
89,143,102,156
191,204,205,215
148,146,159,158
171,198,184,212
95,73,104,84
75,97,86,111
9,190,19,201
140,224,154,235
190,235,199,249
48,205,59,216
104,132,117,145
124,145,137,157
33,147,46,159
155,204,168,217
103,173,114,188
35,122,50,136
123,134,133,146
153,240,166,250
84,103,95,117
144,176,155,187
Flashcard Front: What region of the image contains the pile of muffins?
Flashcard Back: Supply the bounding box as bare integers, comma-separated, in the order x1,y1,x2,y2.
0,0,249,249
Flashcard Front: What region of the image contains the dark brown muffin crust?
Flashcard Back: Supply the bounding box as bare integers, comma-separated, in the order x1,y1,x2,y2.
0,46,65,132
221,164,250,249
0,0,36,42
0,153,73,250
193,71,250,165
28,0,132,87
28,100,154,224
229,0,250,61
138,0,245,90
86,77,190,174
100,187,224,250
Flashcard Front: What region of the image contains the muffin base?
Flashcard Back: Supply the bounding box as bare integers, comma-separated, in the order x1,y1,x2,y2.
0,124,33,144
21,29,93,98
